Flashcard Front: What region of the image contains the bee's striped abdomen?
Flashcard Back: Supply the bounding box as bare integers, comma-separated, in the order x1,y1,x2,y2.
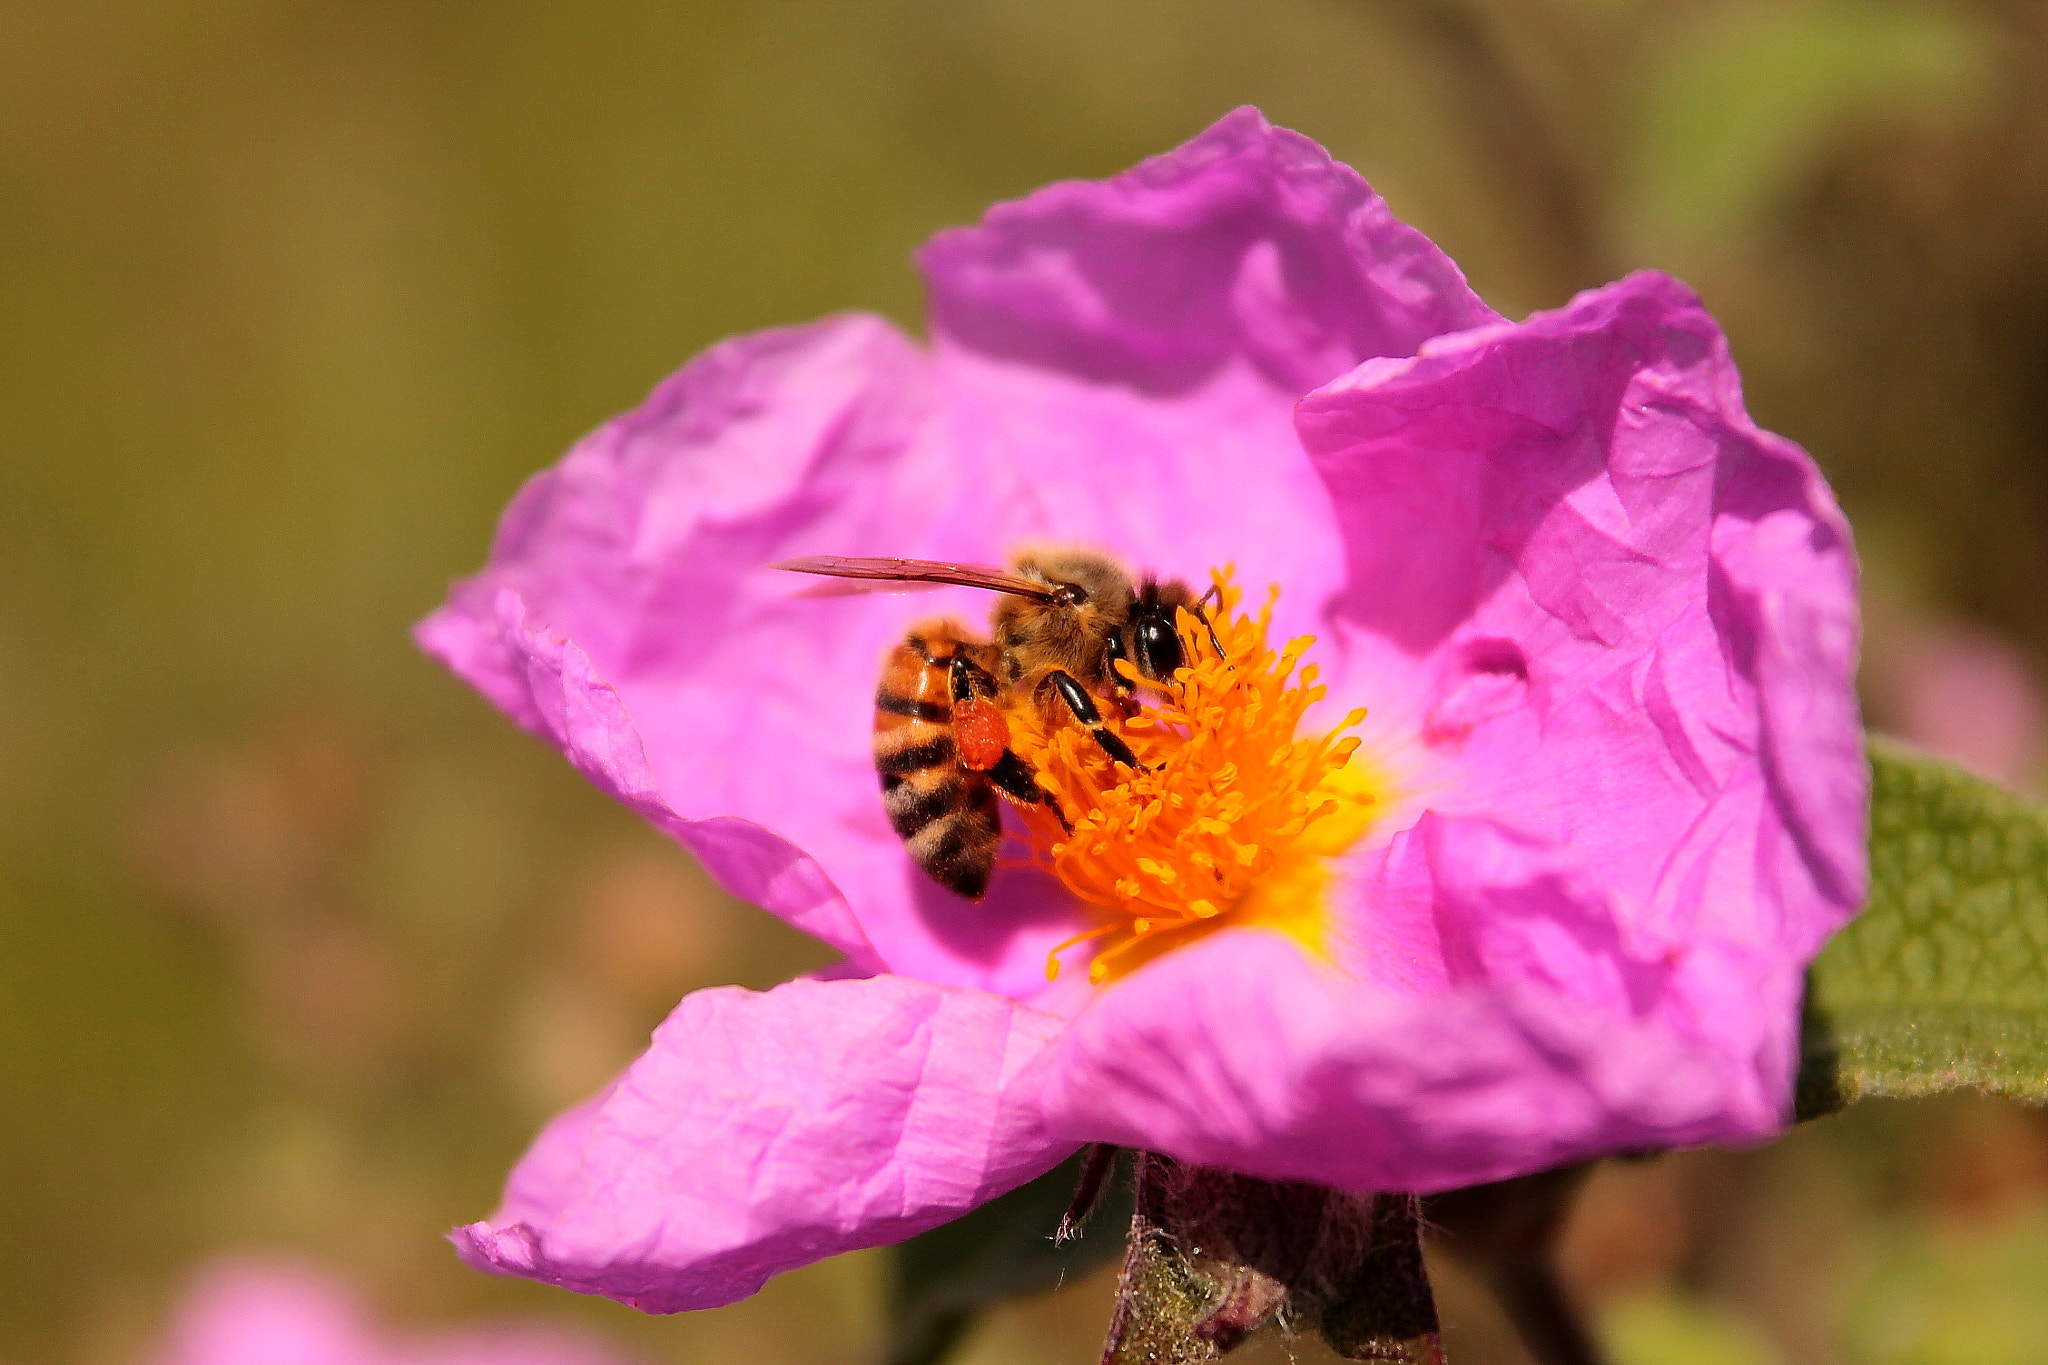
873,622,1002,901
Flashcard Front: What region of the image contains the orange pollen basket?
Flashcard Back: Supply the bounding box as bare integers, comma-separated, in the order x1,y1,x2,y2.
953,696,1009,772
1010,571,1381,985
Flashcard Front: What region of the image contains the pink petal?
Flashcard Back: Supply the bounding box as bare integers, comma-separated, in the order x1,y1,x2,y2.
1890,623,2044,788
1042,927,1764,1194
151,1259,631,1365
920,106,1499,397
1300,270,1863,954
151,1261,371,1365
417,313,1055,987
419,585,883,969
452,973,1074,1312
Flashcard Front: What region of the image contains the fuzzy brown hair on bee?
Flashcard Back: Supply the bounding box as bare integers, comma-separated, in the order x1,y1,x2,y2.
995,548,1203,713
773,549,1220,901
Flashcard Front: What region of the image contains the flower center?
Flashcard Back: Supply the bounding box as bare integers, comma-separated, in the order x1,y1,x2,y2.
1013,572,1383,985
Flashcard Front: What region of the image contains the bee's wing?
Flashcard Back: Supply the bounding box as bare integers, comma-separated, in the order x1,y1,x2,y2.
784,578,951,600
771,556,1056,601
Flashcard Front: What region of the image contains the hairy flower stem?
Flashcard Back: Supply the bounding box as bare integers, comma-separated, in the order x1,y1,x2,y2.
1100,1152,1444,1363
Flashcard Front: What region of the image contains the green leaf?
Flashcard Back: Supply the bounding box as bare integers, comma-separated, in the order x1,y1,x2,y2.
1798,739,2048,1116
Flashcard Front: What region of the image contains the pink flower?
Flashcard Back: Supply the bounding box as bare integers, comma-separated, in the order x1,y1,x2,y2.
148,1258,635,1365
419,109,1865,1313
1890,621,2043,791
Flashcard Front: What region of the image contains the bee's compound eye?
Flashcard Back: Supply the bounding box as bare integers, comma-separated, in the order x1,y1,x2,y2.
1134,615,1184,680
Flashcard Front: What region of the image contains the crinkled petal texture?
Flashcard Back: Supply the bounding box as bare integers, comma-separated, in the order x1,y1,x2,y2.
452,974,1073,1312
1042,271,1863,1191
150,1258,634,1365
425,109,1865,1310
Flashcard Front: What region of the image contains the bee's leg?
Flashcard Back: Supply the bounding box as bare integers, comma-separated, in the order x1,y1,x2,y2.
948,652,1000,699
1103,630,1135,693
950,657,1071,828
1101,633,1144,718
987,751,1072,832
1049,670,1146,770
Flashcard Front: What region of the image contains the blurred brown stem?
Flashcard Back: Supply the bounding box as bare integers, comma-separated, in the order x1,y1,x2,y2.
1426,1164,1606,1365
1392,0,1606,299
1476,1258,1604,1365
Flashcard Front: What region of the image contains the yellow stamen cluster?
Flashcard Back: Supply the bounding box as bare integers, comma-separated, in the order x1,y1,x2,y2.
1013,572,1382,985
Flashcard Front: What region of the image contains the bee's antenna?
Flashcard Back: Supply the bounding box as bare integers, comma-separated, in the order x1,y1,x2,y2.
1192,584,1229,664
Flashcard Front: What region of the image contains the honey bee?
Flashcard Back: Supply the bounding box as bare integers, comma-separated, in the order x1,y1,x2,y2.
773,550,1221,900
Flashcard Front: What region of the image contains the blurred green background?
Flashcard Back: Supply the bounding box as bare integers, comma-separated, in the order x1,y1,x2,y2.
5,1,2048,1362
